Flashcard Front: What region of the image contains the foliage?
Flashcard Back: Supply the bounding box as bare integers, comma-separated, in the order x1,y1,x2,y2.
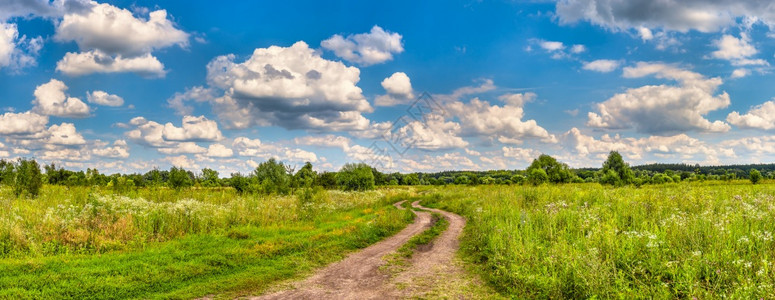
601,151,634,185
200,168,220,187
336,163,375,191
526,154,575,184
527,168,548,186
168,166,193,190
253,158,291,194
13,158,43,198
750,169,762,184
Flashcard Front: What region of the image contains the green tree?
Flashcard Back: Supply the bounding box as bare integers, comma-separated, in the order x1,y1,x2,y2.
253,158,291,194
168,166,193,190
229,173,250,193
336,163,375,191
13,158,43,198
526,154,574,184
750,169,763,184
601,151,634,185
0,159,14,186
403,173,420,185
527,168,548,185
294,162,316,188
200,168,220,187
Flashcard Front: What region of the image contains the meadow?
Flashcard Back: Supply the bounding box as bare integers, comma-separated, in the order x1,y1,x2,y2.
0,185,413,299
419,181,775,298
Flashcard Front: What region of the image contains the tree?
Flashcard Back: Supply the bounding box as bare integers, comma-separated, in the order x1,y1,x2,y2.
294,162,316,189
336,163,375,191
403,173,420,185
13,158,43,198
316,171,338,189
527,168,548,185
253,158,292,194
229,173,250,193
601,151,634,185
0,159,14,186
526,154,574,184
750,169,763,184
200,168,220,187
168,166,193,190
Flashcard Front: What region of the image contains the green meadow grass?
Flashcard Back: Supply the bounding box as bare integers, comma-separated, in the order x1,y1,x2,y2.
0,185,414,299
420,181,775,298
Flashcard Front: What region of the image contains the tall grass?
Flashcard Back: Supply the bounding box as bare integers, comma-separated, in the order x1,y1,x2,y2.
0,185,415,298
420,182,775,298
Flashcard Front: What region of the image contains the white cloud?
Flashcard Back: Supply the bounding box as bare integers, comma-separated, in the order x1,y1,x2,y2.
539,40,564,51
46,123,86,145
125,117,174,148
0,111,48,135
727,100,775,130
206,144,233,158
166,86,216,115
570,44,586,53
206,41,372,131
556,0,775,33
582,59,621,72
396,114,468,150
32,79,90,118
731,68,750,78
433,79,496,103
294,135,352,149
232,137,318,163
93,139,129,158
321,25,403,66
157,142,206,155
638,27,654,41
502,146,541,162
711,34,768,66
55,2,188,57
165,155,196,169
161,115,223,142
587,62,731,135
446,92,557,144
375,72,414,106
87,90,124,106
56,50,166,77
0,22,42,71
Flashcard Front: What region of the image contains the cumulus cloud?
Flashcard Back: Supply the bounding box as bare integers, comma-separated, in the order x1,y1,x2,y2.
56,50,165,77
166,86,217,115
55,3,188,57
157,142,206,155
125,117,175,148
161,115,223,142
395,114,468,150
502,146,542,162
53,2,188,76
32,79,90,118
727,100,775,130
375,72,414,106
233,137,318,163
93,139,130,158
294,134,352,149
0,22,42,71
556,0,775,33
582,59,621,72
87,90,124,106
0,111,48,135
205,41,372,131
46,123,86,145
446,92,557,144
206,143,233,158
711,34,768,66
587,62,731,135
321,25,403,66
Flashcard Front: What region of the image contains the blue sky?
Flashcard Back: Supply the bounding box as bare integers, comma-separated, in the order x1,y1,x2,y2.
3,0,775,174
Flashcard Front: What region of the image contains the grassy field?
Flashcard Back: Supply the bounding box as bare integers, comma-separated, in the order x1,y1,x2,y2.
419,181,775,298
0,185,414,299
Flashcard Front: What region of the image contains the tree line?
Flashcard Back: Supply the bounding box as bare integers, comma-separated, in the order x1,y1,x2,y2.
0,152,768,198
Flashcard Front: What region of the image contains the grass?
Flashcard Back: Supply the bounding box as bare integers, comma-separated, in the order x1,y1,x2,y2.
419,181,775,298
0,185,414,299
394,212,448,259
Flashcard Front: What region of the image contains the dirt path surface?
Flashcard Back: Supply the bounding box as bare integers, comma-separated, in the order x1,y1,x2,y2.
251,201,432,300
251,200,494,300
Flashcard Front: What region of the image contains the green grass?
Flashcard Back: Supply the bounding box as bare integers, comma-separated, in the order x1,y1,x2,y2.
394,212,448,259
0,185,414,299
420,181,775,298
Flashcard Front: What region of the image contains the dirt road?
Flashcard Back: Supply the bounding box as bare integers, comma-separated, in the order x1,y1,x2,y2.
252,200,482,299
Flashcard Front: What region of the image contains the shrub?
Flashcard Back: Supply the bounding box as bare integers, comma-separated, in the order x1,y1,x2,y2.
750,169,763,184
168,167,193,190
336,163,375,191
253,158,291,194
526,154,574,184
13,158,43,198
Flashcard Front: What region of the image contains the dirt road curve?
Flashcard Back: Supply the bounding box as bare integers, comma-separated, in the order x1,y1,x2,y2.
252,200,469,300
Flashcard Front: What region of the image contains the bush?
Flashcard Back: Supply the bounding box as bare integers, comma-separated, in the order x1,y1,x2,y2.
13,158,43,198
527,168,548,186
750,169,763,184
168,167,193,190
601,151,634,185
526,154,574,184
253,158,291,194
336,163,375,191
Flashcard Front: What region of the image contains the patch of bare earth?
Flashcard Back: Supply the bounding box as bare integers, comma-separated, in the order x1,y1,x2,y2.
250,200,499,300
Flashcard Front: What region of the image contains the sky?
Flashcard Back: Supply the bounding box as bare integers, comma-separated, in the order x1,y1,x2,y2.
3,0,775,175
